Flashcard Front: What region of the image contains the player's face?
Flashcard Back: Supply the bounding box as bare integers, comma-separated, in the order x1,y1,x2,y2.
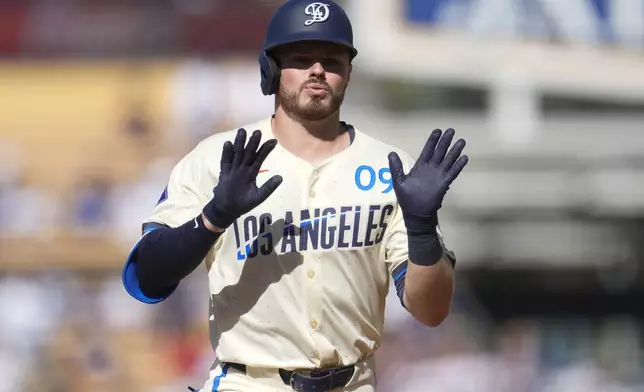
274,41,352,122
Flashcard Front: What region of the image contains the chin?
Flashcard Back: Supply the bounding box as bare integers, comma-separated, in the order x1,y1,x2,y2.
295,101,333,121
300,95,329,106
298,110,334,122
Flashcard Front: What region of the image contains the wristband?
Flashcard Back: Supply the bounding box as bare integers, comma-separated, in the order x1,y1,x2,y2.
407,230,444,267
203,200,239,229
403,213,438,235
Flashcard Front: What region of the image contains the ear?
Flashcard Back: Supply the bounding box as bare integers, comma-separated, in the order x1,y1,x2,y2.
346,64,352,88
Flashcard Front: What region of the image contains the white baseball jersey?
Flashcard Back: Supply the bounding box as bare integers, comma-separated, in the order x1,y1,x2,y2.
123,116,450,372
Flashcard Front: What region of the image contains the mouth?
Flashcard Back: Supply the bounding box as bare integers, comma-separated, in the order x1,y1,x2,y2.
304,84,329,95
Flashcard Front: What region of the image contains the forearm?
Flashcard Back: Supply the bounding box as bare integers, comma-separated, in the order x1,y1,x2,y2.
135,214,222,298
403,255,454,326
403,231,455,326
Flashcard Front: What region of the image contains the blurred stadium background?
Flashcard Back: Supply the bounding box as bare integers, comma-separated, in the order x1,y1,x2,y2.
1,0,644,391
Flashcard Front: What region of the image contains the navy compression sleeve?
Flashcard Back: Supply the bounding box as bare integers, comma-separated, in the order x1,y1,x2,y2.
131,214,222,300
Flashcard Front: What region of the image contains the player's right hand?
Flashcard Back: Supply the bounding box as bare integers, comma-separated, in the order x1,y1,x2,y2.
202,128,283,230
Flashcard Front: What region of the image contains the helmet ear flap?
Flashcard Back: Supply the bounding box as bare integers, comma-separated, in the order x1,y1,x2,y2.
259,52,280,96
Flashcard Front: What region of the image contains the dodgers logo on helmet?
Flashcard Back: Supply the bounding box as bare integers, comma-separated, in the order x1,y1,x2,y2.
304,2,330,26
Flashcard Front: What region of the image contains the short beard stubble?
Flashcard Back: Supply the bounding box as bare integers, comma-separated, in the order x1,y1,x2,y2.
278,79,346,122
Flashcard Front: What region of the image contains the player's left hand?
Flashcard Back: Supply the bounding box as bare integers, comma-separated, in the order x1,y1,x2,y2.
388,128,468,233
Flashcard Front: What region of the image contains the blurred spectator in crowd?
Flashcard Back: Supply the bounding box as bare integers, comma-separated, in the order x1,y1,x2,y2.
70,173,113,236
0,271,67,392
0,141,58,239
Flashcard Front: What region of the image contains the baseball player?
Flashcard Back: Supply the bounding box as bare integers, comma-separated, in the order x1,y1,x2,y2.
121,1,469,391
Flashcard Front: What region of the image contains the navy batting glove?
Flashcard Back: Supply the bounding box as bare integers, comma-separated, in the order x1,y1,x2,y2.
388,129,468,266
388,128,468,233
203,128,283,229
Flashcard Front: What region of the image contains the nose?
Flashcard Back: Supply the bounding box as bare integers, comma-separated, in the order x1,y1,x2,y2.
309,62,325,79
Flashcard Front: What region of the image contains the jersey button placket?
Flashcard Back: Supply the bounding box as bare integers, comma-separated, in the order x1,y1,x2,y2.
307,258,322,333
308,169,319,199
305,168,323,336
304,167,335,363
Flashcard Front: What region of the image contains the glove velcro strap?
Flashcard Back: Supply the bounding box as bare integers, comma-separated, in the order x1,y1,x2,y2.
403,213,438,235
203,202,239,230
407,231,444,267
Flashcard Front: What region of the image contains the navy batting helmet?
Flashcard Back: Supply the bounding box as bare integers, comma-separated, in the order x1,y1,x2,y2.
258,0,358,96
